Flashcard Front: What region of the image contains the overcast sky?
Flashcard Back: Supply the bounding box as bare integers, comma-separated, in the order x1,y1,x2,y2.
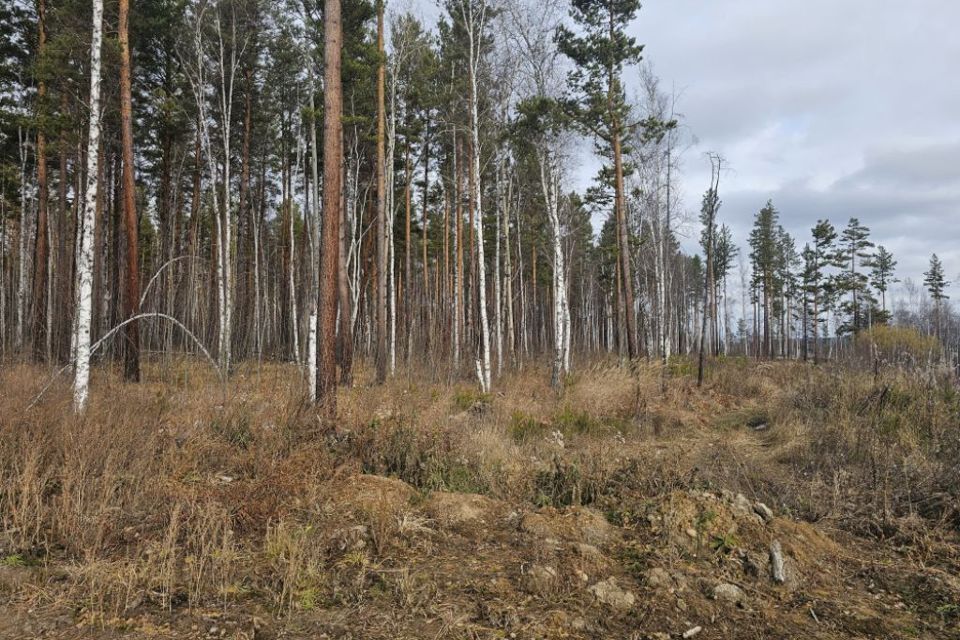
625,0,960,300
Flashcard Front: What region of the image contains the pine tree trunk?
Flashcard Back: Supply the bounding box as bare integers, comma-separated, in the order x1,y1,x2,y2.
119,0,140,381
317,0,343,414
32,0,49,362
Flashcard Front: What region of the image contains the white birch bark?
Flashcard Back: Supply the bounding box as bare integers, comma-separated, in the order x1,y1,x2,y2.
503,167,515,364
214,10,238,374
181,4,245,374
73,0,104,412
541,151,568,387
16,128,30,352
307,69,321,398
451,130,461,369
386,55,398,375
493,158,503,375
461,0,492,393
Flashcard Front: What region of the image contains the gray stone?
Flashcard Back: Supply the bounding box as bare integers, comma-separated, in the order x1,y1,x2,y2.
588,577,636,610
731,493,753,515
645,567,673,589
754,502,774,522
713,582,747,605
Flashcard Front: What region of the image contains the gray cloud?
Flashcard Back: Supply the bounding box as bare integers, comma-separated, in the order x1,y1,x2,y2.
628,0,960,298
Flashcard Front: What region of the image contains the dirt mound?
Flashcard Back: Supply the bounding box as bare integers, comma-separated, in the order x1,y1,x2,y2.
519,506,616,546
332,473,417,517
423,491,507,531
635,489,827,590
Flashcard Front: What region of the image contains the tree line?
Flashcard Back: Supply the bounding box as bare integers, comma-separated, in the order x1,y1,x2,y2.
0,0,955,412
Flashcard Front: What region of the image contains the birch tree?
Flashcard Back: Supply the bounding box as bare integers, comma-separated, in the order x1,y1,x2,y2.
449,0,494,392
375,0,388,384
73,0,105,411
509,0,571,386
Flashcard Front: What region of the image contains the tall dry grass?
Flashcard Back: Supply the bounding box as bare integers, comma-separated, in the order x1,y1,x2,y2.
0,354,957,620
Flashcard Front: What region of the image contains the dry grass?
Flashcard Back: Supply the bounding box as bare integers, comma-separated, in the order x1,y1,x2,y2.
0,355,958,638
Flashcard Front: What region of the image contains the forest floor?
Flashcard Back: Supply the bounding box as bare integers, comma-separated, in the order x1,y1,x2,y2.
1,356,959,639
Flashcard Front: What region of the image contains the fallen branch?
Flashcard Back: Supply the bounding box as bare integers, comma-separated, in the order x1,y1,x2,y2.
27,312,221,409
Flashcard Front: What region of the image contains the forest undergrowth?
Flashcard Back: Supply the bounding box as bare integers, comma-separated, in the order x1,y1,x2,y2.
1,357,958,639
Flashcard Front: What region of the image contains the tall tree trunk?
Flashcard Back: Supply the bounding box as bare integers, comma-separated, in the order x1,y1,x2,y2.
239,68,253,358
503,170,514,363
56,96,69,362
404,145,412,364
119,0,141,381
32,0,49,362
338,157,353,385
73,0,104,412
453,137,462,369
422,124,431,354
611,131,636,361
493,159,502,376
374,0,387,384
317,0,343,414
16,128,30,353
461,4,491,391
541,152,567,388
307,71,321,398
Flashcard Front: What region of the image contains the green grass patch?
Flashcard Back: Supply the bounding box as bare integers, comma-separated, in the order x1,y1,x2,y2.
453,388,490,412
508,411,550,443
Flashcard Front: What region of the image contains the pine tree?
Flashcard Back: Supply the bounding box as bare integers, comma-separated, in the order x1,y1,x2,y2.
119,0,142,381
317,0,344,415
713,224,738,354
923,253,949,340
837,217,874,335
866,244,897,324
806,219,840,362
557,0,645,360
697,175,719,384
748,200,780,358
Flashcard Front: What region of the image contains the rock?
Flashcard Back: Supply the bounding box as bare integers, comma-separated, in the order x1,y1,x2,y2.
569,542,611,577
712,582,746,605
770,540,787,584
571,507,616,545
588,577,636,610
685,527,698,539
519,512,555,539
644,567,673,589
683,626,703,638
731,493,753,515
753,502,774,522
523,564,559,593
